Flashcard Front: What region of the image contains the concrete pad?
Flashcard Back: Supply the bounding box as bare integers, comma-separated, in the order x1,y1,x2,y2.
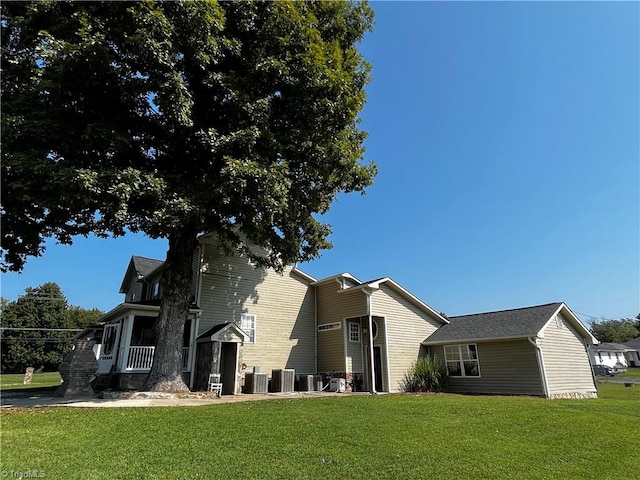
1,390,364,409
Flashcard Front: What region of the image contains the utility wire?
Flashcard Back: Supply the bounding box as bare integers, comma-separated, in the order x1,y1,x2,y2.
574,311,635,323
0,327,83,332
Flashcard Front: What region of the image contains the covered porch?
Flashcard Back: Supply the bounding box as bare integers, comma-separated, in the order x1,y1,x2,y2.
96,303,201,390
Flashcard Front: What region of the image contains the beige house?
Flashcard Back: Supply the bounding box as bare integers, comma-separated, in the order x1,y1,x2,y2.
93,237,598,398
423,303,599,399
314,274,446,392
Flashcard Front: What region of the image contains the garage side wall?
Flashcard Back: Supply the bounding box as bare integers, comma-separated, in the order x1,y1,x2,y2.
540,313,598,398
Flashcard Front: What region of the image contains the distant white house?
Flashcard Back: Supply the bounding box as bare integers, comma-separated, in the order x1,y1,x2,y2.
588,342,632,370
623,337,640,367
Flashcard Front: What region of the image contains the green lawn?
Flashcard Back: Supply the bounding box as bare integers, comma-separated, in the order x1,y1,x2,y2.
617,367,640,378
0,372,62,390
1,385,638,480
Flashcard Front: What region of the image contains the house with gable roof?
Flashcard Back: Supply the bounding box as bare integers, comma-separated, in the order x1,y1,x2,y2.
90,235,598,398
422,303,598,398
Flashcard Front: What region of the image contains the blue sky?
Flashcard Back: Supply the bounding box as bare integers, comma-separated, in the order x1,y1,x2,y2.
2,1,638,325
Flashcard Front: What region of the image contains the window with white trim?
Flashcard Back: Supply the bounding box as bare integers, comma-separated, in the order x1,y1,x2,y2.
241,313,256,344
348,321,360,343
444,344,480,377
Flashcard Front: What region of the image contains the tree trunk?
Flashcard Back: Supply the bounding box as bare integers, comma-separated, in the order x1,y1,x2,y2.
143,225,199,392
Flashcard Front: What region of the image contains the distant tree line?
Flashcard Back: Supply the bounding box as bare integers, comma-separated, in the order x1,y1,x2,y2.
0,282,103,373
589,315,640,344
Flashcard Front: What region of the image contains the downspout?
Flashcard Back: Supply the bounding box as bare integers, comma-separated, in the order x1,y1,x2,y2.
365,288,377,394
528,336,550,398
343,318,349,375
314,285,318,374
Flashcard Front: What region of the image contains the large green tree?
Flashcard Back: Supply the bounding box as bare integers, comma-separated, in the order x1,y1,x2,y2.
0,283,103,373
590,318,640,344
2,1,376,391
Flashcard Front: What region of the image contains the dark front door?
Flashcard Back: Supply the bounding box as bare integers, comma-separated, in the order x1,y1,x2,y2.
373,346,383,392
220,342,238,395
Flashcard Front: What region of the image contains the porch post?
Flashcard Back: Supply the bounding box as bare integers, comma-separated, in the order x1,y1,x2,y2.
189,313,200,389
117,313,135,372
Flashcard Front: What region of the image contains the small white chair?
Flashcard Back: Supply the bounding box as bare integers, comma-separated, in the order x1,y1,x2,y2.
208,373,222,397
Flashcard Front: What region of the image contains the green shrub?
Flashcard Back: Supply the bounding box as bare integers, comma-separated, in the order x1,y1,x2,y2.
400,356,449,393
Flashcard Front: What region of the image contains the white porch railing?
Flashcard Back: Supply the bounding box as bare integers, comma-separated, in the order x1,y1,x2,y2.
126,346,155,371
126,346,191,372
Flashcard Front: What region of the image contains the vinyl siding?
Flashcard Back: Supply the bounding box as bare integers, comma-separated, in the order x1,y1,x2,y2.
540,313,597,396
124,278,143,303
371,285,442,392
316,282,367,373
345,318,364,374
198,243,315,374
431,340,545,396
191,247,201,301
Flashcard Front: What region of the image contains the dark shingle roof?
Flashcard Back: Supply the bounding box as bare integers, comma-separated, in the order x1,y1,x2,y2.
623,336,640,350
592,342,633,352
131,256,164,277
119,256,165,293
423,302,563,344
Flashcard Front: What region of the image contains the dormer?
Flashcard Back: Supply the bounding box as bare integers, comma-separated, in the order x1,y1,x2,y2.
119,256,165,303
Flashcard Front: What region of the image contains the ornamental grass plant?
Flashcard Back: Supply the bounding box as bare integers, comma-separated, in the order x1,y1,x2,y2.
399,355,449,393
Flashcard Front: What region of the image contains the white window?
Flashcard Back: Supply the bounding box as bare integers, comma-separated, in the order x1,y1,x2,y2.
241,313,256,344
349,321,360,343
444,344,480,377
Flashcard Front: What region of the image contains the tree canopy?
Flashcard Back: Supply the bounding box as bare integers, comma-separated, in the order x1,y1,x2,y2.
1,0,375,271
1,1,376,390
589,317,640,344
0,283,103,373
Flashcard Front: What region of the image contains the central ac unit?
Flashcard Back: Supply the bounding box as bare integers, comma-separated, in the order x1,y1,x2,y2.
298,374,314,391
271,368,295,392
244,372,268,394
313,375,324,391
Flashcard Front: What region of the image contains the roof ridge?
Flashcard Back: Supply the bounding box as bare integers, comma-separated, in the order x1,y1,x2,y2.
132,255,164,262
449,302,563,319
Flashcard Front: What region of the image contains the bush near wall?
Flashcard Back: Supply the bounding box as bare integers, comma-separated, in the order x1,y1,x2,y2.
400,356,449,393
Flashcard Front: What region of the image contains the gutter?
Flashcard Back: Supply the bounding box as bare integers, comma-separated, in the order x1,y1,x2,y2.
314,286,318,375
528,336,550,398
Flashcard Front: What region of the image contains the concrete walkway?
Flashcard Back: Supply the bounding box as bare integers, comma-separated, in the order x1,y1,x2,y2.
0,390,360,409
